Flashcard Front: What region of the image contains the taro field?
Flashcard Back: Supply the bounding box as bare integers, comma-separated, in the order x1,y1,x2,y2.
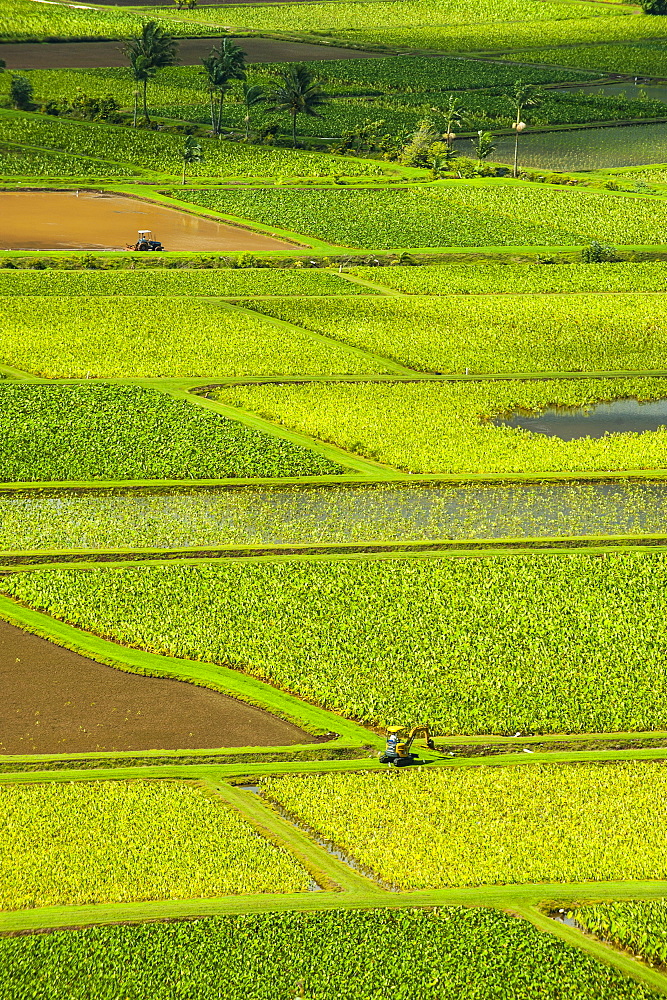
6,0,667,996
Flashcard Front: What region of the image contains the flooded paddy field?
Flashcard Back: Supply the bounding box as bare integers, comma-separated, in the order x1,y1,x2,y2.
0,619,314,754
3,479,667,550
0,37,384,70
0,191,299,252
485,121,667,172
496,397,667,440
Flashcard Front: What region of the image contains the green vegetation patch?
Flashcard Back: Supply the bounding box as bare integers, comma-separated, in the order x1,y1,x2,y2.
502,41,667,78
218,378,667,475
262,761,667,887
0,908,653,1000
351,262,667,296
0,269,365,297
7,479,667,551
573,901,667,967
0,0,213,41
0,780,308,909
6,552,667,734
0,144,138,179
0,384,341,482
175,183,667,249
242,293,667,373
0,112,383,179
0,297,385,378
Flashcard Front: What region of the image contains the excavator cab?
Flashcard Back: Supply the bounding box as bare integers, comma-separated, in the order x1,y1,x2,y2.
379,725,435,767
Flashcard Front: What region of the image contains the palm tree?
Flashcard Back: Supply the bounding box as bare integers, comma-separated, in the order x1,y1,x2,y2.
441,93,467,152
181,134,204,184
506,79,540,178
125,21,178,124
269,64,329,148
242,82,266,140
471,129,496,166
201,38,247,136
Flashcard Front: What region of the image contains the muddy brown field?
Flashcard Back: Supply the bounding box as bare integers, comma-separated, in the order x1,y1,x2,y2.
0,618,314,753
0,37,385,70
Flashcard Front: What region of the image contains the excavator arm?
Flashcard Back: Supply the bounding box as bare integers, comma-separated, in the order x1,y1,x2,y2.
403,725,435,752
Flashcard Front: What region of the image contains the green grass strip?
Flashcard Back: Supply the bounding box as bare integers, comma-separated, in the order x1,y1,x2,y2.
0,595,370,745
6,881,667,937
204,780,376,893
516,904,667,997
162,385,397,477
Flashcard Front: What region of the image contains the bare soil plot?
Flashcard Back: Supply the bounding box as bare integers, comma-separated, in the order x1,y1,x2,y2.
0,618,314,753
0,191,299,252
0,37,384,69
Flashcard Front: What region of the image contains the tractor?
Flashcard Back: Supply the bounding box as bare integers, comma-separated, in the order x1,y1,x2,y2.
379,724,435,766
126,230,164,251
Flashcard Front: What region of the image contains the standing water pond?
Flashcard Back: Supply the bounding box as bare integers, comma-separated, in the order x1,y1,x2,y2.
495,397,667,440
0,191,299,252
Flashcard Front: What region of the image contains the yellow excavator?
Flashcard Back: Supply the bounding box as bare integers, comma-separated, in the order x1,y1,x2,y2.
379,724,435,767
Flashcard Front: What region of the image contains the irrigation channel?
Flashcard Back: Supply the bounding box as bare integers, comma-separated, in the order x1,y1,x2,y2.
0,192,300,252
4,479,667,551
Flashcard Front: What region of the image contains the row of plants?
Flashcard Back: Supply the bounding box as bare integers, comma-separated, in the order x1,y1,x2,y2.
0,908,653,999
5,551,667,733
218,378,667,475
0,780,309,909
0,384,341,482
325,10,667,55
349,261,667,295
502,41,667,78
572,901,667,968
173,182,667,249
0,142,140,179
8,478,667,550
241,293,667,374
0,297,385,378
0,0,211,41
0,267,363,296
0,110,387,178
261,761,667,887
178,0,621,34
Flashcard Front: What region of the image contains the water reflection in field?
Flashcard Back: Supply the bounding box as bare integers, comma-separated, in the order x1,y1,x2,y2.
3,480,667,549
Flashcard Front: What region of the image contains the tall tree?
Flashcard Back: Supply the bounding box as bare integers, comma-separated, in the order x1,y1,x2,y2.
125,21,178,124
506,79,540,179
269,64,329,148
201,39,247,136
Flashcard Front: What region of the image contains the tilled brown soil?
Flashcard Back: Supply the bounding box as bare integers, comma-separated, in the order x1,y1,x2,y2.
0,37,384,69
0,619,314,754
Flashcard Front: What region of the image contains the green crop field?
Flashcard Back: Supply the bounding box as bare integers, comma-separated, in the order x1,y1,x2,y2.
261,762,667,887
240,293,667,372
350,262,667,295
217,378,667,475
0,384,340,482
5,552,667,734
0,909,654,1000
573,901,667,967
0,780,309,908
174,183,667,248
0,297,388,377
8,0,667,992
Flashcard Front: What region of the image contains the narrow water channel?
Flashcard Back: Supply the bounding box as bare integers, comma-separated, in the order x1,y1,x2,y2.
3,479,667,551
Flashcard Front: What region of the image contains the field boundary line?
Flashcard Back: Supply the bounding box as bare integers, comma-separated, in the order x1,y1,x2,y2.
0,595,371,745
515,903,667,996
7,745,667,784
162,384,400,478
4,469,667,491
336,272,405,294
220,299,416,375
5,879,667,936
203,779,379,893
